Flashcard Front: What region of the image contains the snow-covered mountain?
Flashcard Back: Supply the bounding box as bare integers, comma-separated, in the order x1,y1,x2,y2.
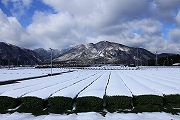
33,48,71,62
1,41,174,66
0,42,43,65
54,41,155,65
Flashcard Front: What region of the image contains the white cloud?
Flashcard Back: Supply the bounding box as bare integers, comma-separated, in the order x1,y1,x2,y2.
0,9,23,43
169,28,180,43
176,10,180,26
0,9,39,48
152,0,180,23
154,0,180,10
1,0,33,18
0,1,180,54
2,0,32,8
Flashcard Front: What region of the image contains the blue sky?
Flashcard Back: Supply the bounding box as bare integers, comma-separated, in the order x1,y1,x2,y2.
0,0,180,53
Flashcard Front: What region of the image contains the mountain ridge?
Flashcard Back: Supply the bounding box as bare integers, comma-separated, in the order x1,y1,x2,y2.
0,41,176,66
54,41,155,65
0,42,43,65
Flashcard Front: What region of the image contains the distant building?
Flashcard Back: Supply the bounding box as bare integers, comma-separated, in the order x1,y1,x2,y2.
172,63,180,66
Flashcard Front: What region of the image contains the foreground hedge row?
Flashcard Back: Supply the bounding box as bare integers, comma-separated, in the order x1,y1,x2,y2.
0,94,180,114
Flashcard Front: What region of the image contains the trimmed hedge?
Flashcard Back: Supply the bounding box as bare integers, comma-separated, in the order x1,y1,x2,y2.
164,94,180,108
19,96,46,109
1,94,180,114
106,96,133,112
0,96,20,112
132,95,164,112
17,96,47,115
76,96,103,112
48,96,73,113
134,95,163,106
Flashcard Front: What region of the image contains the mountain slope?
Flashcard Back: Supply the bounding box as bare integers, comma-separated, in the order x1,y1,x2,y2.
54,41,155,65
33,48,71,62
0,42,43,65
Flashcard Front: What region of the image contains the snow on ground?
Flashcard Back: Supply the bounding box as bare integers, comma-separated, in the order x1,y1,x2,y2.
0,112,180,120
106,72,132,97
77,71,110,98
0,67,69,82
116,71,162,96
0,66,180,119
1,67,180,98
24,71,101,99
52,71,104,98
122,71,180,95
0,70,100,99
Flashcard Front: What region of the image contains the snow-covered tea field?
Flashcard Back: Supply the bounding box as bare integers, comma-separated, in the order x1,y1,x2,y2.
0,67,70,82
0,66,180,119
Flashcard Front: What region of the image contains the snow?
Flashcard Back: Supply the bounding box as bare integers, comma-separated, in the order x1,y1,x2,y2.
0,112,180,120
106,72,132,97
52,72,104,98
0,67,69,82
1,67,180,98
23,71,101,99
116,71,162,96
122,71,180,95
0,67,180,119
78,71,110,98
0,70,87,97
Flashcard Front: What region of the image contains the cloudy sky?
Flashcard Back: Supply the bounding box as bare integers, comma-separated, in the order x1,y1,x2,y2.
0,0,180,53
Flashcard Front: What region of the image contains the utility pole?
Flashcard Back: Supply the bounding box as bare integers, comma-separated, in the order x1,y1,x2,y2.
49,48,53,76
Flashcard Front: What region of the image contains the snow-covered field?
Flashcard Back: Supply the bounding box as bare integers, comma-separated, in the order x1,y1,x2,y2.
0,112,180,120
1,67,180,98
0,66,180,119
0,67,69,82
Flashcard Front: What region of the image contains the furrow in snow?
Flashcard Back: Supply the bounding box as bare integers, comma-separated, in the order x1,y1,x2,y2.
116,71,162,96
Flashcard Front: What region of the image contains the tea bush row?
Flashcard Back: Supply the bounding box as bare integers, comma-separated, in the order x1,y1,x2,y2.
0,94,180,114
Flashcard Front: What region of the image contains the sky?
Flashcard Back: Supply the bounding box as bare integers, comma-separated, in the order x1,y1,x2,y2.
0,0,180,54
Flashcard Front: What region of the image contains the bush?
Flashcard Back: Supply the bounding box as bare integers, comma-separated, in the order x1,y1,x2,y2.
19,96,45,109
0,96,20,112
134,95,163,106
17,96,47,115
106,96,133,112
76,96,103,112
164,94,180,108
132,95,164,112
48,96,73,113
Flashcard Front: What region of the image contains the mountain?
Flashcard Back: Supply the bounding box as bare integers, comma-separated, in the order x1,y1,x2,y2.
158,53,175,58
0,42,43,66
33,48,71,62
54,41,155,65
0,41,176,66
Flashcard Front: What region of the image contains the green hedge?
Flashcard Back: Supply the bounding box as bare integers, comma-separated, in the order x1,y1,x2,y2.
76,96,103,112
0,96,20,112
134,95,163,106
106,96,133,112
47,96,73,113
19,96,46,109
17,96,47,115
132,95,164,112
164,94,180,108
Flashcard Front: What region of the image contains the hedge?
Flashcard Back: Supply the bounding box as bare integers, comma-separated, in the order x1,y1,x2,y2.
132,95,164,112
105,96,133,112
164,94,180,108
76,96,103,112
0,96,20,112
19,96,46,109
47,96,73,113
134,95,163,106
